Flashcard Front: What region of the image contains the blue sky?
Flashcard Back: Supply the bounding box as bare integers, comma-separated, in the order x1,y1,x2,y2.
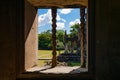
38,8,80,34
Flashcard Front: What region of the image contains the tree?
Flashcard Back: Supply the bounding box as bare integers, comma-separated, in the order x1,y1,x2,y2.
70,23,79,38
38,30,52,50
38,30,65,50
69,23,80,52
56,40,64,54
56,30,64,43
56,30,65,54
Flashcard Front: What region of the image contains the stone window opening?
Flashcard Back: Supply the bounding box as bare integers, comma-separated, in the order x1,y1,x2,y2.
35,8,88,73
17,0,95,79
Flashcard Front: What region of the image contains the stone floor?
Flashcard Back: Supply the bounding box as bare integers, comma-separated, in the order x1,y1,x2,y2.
26,66,88,74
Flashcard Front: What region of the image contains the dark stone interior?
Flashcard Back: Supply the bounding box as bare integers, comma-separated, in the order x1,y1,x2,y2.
0,0,120,80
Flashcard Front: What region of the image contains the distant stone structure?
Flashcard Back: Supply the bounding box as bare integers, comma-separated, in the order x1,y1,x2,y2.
57,30,81,62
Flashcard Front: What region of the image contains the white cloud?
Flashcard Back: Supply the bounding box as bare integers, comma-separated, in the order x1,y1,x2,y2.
69,19,81,26
61,18,66,22
59,9,73,14
38,9,51,27
56,14,61,21
38,9,66,27
56,22,65,30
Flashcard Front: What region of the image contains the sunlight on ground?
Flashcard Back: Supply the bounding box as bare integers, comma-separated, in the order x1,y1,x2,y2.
38,50,64,67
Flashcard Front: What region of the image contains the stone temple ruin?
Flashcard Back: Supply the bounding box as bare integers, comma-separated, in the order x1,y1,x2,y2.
57,30,81,62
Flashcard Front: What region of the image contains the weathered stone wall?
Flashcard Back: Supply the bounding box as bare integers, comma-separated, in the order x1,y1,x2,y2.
0,0,120,80
27,0,88,7
0,0,38,79
95,0,120,79
107,0,120,79
0,0,17,80
25,0,38,70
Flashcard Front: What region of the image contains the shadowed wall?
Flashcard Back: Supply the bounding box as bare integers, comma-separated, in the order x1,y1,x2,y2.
0,0,120,80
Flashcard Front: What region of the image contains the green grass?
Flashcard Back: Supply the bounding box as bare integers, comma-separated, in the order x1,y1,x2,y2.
38,50,64,67
38,50,64,58
38,50,52,67
38,50,52,59
37,50,80,67
67,62,80,66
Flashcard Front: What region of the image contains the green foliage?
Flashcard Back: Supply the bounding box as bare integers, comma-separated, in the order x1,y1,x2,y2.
56,30,65,43
38,24,80,50
70,23,80,37
38,30,52,50
56,40,64,50
38,30,65,50
56,41,64,54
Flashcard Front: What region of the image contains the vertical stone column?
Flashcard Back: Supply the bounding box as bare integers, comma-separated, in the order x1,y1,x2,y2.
80,6,86,67
51,7,57,68
86,8,88,68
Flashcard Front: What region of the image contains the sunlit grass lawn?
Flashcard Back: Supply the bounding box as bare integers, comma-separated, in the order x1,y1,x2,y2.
38,50,52,59
38,50,64,67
